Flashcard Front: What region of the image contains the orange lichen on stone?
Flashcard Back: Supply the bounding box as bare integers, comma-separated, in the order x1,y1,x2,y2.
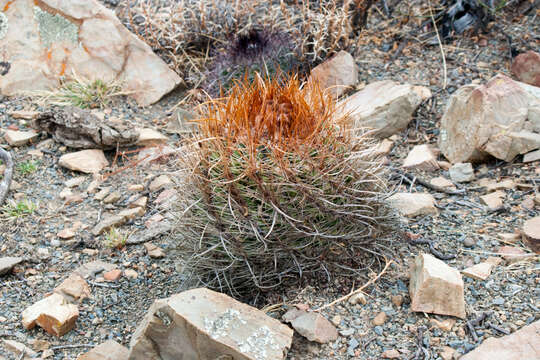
59,61,66,75
47,49,52,60
3,0,14,12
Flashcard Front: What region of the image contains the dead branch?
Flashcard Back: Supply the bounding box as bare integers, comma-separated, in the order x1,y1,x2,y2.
0,147,14,206
397,171,466,195
314,259,393,312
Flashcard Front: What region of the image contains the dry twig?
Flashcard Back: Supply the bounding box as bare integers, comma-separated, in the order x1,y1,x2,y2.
314,259,393,312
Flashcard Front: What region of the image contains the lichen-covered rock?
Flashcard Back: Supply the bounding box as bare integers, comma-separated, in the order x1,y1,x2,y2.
0,0,181,106
128,288,293,360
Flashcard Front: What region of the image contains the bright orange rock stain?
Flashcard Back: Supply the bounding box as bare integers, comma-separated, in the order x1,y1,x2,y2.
3,0,14,12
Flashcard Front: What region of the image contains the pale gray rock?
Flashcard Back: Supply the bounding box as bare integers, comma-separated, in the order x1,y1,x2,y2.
309,50,358,98
337,80,431,138
387,193,437,217
0,256,23,275
128,288,293,360
448,162,474,183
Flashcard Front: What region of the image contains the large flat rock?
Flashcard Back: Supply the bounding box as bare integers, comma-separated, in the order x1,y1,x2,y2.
461,320,540,360
128,288,293,360
0,0,181,106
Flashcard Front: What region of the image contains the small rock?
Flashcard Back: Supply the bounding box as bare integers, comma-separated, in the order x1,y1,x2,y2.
381,349,401,359
0,257,24,276
387,192,437,217
460,320,540,360
449,163,474,183
137,145,176,165
497,246,532,263
87,179,101,193
124,269,138,279
430,318,456,332
373,139,394,156
144,243,165,258
21,293,79,336
136,128,168,147
391,294,403,307
309,50,358,98
59,149,109,174
128,288,293,359
430,176,456,189
462,261,495,280
128,184,144,191
499,232,520,243
402,144,440,171
77,340,129,360
54,273,91,302
480,190,505,210
149,175,172,192
339,328,355,337
463,237,476,248
64,176,86,188
511,50,540,87
3,129,39,146
330,315,342,327
522,216,540,253
409,253,466,319
57,228,76,239
129,196,147,209
94,187,111,201
74,260,117,278
348,292,367,305
118,206,145,220
103,191,121,204
3,340,38,359
372,311,387,326
290,312,338,344
480,178,515,192
440,345,457,360
103,269,122,282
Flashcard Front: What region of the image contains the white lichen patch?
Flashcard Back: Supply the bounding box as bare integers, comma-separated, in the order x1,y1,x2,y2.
0,12,8,40
34,6,78,48
237,326,281,360
204,309,246,340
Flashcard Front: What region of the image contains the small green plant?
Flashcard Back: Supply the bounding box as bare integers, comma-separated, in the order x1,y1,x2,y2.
103,227,127,249
17,160,39,176
37,74,125,109
2,199,38,218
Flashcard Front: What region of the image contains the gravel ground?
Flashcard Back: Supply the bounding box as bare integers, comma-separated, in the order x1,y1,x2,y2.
0,1,539,359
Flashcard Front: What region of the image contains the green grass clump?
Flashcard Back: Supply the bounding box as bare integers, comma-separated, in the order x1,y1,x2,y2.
103,227,127,249
172,74,396,299
38,77,124,109
3,199,38,218
17,160,39,176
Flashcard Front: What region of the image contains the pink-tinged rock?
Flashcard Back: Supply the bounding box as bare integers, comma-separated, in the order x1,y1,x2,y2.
439,74,540,163
103,269,122,282
54,273,91,302
0,257,24,276
430,176,456,189
136,128,168,147
460,320,540,360
462,262,495,280
409,253,466,319
283,310,338,344
373,139,394,156
3,129,39,146
21,293,79,336
522,216,540,253
128,288,293,359
309,50,358,98
59,150,108,174
77,340,129,360
387,193,437,217
0,0,181,106
381,349,401,359
3,340,38,359
497,246,533,263
402,144,440,171
511,51,540,87
8,110,40,120
144,243,165,259
337,80,431,138
480,190,505,210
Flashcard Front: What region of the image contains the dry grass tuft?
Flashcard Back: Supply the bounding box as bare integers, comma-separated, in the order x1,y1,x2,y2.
171,73,397,299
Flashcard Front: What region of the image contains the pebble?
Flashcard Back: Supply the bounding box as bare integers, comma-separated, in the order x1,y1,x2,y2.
372,311,387,326
339,328,355,337
463,237,476,247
